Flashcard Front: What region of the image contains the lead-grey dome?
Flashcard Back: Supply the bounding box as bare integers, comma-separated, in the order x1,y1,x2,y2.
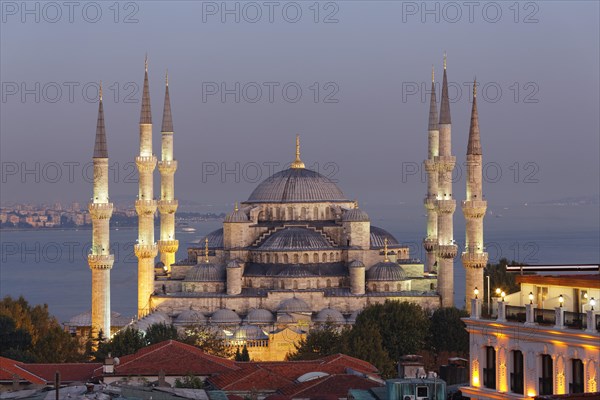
185,263,225,281
278,297,311,313
246,168,348,203
201,228,224,249
277,265,313,277
211,308,241,324
314,308,345,324
258,227,334,251
246,308,275,324
342,208,370,222
233,325,269,341
225,209,249,223
370,226,401,249
367,261,407,281
349,260,365,268
175,310,207,325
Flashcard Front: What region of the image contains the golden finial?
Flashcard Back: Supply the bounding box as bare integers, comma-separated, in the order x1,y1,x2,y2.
99,81,102,101
443,52,447,70
383,237,389,262
431,65,435,83
234,201,238,212
290,134,305,169
473,77,477,98
166,69,169,86
204,238,209,263
145,53,148,72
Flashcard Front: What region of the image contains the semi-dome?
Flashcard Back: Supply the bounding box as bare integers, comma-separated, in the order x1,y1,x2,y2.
225,206,249,223
349,260,365,268
233,325,269,341
246,308,275,324
175,310,207,325
367,261,407,281
278,297,311,313
211,308,241,324
370,226,401,249
246,168,348,203
201,228,224,249
185,263,225,282
314,308,345,324
277,265,313,277
342,208,370,222
258,227,334,251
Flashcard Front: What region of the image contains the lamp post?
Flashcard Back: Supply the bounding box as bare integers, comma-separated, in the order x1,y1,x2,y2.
529,292,534,305
591,297,596,311
501,291,506,302
559,294,564,308
474,287,479,299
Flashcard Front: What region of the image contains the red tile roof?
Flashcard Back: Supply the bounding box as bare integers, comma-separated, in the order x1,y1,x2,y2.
95,340,239,377
278,374,383,398
0,357,47,385
23,363,100,383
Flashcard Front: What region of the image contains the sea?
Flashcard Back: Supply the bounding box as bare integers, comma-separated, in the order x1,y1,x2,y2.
1,204,598,323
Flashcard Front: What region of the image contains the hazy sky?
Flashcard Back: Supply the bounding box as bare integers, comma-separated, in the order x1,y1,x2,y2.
1,1,599,211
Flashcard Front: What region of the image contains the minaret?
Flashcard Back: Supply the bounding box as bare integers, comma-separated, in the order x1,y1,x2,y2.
157,71,179,272
462,79,488,312
435,54,458,307
423,66,439,273
88,83,114,339
134,56,158,318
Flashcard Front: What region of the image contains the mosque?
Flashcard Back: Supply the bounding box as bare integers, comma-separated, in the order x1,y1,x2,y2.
80,55,488,359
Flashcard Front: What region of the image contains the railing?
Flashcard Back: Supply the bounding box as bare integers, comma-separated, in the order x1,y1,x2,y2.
564,311,586,329
506,305,527,323
483,368,496,389
510,372,524,395
535,308,556,325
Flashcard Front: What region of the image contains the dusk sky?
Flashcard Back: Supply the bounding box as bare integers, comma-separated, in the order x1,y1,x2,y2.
2,1,599,212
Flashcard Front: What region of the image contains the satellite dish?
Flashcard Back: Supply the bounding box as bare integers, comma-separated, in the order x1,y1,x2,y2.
113,357,120,365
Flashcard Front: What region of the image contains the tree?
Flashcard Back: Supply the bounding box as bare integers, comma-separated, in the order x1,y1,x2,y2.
240,344,250,361
95,327,145,360
427,307,469,355
484,258,521,298
174,373,204,389
287,321,343,360
145,323,179,345
341,322,395,378
354,301,429,361
181,326,233,358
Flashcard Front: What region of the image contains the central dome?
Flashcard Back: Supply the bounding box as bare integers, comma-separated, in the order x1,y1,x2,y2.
246,168,348,203
258,227,334,251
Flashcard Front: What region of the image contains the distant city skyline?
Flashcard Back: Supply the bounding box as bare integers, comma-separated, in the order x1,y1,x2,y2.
2,2,598,214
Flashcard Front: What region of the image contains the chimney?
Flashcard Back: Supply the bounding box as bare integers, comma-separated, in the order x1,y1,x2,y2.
103,352,114,374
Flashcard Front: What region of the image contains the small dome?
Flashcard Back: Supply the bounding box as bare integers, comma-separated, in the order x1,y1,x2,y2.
211,309,241,325
370,226,401,249
258,227,334,251
349,260,365,268
225,209,249,223
175,310,207,325
277,313,296,324
185,263,225,282
346,310,361,324
201,228,224,249
314,308,346,324
233,325,268,341
367,261,407,281
134,311,171,332
342,208,370,222
227,259,243,269
246,309,275,324
277,265,313,277
278,297,311,313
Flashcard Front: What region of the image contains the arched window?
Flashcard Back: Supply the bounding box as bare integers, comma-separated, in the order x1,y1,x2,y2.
280,280,285,289
293,254,299,263
430,283,435,290
329,252,334,262
293,281,298,289
338,278,343,287
274,253,279,263
303,253,309,263
307,280,312,288
384,284,390,292
266,253,271,263
326,279,331,288
313,253,319,263
301,207,307,220
322,253,327,262
283,254,289,263
325,208,330,219
203,284,208,292
288,206,294,220
397,283,402,291
248,279,253,288
313,206,319,220
372,284,377,292
258,211,265,221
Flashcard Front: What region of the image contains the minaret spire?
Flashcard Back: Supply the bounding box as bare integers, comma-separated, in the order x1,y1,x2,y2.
161,70,173,132
428,67,438,132
439,54,451,124
291,134,305,169
89,88,114,342
140,55,152,124
467,78,482,155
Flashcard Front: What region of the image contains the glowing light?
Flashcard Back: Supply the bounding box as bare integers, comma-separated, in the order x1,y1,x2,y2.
559,294,564,307
474,287,479,299
529,292,534,304
591,297,596,311
496,288,501,296
501,291,506,301
527,389,537,397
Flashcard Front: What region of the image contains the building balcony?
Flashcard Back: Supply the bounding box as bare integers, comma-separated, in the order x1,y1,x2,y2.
135,155,157,172
462,200,487,218
88,254,114,269
437,199,456,214
134,244,158,259
423,198,436,211
438,244,458,259
158,199,178,214
158,160,178,174
423,237,437,252
158,239,179,254
461,251,488,268
135,199,157,215
423,159,437,172
88,202,113,219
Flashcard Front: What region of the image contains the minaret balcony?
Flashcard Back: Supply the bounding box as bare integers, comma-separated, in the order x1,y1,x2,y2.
88,254,114,270
135,199,157,215
423,159,437,173
436,199,456,214
423,198,437,211
462,200,487,218
136,155,157,172
158,239,179,254
158,160,178,174
134,244,158,259
88,202,113,219
423,238,437,252
158,199,179,214
438,244,458,259
461,251,488,268
435,155,456,171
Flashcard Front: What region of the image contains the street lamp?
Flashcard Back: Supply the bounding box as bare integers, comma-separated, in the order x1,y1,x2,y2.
559,294,564,308
474,287,479,299
501,291,506,302
590,297,596,311
529,292,534,305
496,288,501,296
